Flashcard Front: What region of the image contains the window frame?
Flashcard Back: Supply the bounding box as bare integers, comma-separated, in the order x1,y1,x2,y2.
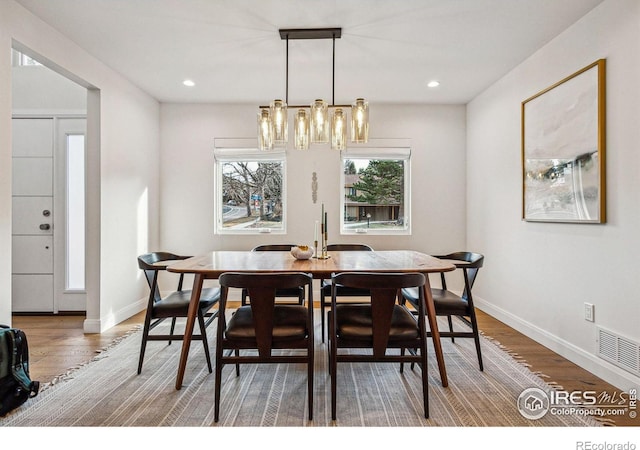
214,144,287,235
340,145,411,236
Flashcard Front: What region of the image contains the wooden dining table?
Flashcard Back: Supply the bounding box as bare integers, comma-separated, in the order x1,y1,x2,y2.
167,250,456,390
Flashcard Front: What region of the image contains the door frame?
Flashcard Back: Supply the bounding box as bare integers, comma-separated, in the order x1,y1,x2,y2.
55,117,87,312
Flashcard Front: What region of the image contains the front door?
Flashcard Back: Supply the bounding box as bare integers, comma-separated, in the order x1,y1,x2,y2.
12,117,86,313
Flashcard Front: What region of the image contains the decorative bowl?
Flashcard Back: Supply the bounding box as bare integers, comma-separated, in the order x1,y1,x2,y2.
291,245,314,260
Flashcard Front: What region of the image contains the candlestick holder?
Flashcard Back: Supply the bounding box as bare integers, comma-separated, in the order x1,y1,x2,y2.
314,236,330,259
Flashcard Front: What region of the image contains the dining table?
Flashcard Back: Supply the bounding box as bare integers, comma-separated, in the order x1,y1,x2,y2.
167,249,456,390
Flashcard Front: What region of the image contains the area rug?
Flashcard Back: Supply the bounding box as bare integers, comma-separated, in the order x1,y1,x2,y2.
1,314,601,427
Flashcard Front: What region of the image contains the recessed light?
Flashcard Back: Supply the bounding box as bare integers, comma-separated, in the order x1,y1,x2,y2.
427,80,440,88
183,79,195,87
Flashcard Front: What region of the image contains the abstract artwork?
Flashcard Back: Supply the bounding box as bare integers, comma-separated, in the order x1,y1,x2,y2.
522,59,606,223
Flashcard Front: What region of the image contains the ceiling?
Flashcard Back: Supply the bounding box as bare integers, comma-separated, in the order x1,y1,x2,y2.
14,0,603,105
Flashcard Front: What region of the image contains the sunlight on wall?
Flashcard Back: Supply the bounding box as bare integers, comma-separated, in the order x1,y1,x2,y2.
137,187,148,275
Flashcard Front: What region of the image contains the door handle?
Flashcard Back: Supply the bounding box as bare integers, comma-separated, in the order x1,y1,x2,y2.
39,223,51,231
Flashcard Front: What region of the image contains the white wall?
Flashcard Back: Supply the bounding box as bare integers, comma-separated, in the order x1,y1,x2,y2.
12,64,86,113
159,103,467,259
0,0,161,330
467,0,640,390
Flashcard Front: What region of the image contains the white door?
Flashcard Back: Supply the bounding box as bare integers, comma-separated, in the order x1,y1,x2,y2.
12,118,54,312
12,117,86,313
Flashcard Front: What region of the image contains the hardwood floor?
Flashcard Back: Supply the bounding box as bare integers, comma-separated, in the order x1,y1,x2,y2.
11,308,637,426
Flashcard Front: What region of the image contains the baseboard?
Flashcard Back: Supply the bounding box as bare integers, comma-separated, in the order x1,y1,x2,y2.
474,296,640,391
83,298,146,333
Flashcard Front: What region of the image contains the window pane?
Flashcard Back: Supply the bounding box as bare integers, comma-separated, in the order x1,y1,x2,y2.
67,134,85,290
219,160,284,232
342,156,409,234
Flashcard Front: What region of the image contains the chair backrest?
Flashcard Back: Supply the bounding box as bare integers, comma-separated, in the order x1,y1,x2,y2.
435,252,484,300
327,243,373,251
331,272,425,356
218,272,313,356
137,252,188,302
252,244,297,252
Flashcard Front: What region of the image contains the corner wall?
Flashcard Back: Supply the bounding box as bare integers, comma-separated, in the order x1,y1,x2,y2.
467,0,640,389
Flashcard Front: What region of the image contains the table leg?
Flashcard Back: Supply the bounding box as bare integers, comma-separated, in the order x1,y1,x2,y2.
175,273,205,390
423,279,448,387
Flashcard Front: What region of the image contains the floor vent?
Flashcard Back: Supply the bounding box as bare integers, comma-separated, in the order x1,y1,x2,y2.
597,326,640,376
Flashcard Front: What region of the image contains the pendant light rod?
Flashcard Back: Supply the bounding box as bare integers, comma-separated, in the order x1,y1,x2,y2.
332,32,336,106
261,28,342,108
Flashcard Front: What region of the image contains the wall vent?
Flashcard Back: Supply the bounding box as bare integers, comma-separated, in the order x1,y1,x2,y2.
596,326,640,377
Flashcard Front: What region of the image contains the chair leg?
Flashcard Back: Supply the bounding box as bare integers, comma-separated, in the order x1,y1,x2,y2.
329,318,337,420
447,315,455,343
168,317,177,345
320,291,326,343
307,342,314,420
326,311,332,375
137,325,151,375
197,311,213,373
214,346,223,423
400,348,405,373
421,342,429,419
235,349,240,376
468,312,484,371
241,288,248,306
137,310,155,374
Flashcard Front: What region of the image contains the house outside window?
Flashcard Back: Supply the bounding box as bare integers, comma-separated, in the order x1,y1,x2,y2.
214,142,286,234
340,145,411,235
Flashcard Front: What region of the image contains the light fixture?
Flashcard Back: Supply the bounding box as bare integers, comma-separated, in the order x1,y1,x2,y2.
331,108,347,150
427,80,440,88
257,28,369,150
294,109,310,150
183,79,195,87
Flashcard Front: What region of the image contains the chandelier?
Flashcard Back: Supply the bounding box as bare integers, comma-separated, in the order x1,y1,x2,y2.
257,28,369,151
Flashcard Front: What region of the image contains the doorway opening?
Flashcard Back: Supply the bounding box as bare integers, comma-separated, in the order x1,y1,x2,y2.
11,47,89,315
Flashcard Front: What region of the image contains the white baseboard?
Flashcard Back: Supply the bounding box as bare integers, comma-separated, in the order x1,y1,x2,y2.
83,298,146,333
474,296,640,391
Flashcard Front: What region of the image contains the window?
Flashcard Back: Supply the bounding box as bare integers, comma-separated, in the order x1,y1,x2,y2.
66,134,85,290
11,49,43,67
341,146,411,235
214,143,286,234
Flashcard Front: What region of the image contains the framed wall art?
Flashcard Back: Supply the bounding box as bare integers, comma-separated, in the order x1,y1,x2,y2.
521,59,606,223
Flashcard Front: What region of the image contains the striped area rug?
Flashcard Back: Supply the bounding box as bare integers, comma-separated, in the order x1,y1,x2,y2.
1,314,601,427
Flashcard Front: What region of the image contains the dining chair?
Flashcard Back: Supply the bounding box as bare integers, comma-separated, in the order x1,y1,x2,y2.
328,271,429,420
319,243,374,342
240,244,305,306
214,272,315,422
400,252,485,370
137,252,220,374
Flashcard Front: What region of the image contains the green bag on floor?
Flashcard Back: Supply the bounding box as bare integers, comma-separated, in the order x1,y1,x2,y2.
0,325,40,416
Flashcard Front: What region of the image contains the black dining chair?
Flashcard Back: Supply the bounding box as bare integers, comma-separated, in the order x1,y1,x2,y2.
400,252,485,370
240,244,306,306
319,243,374,342
214,272,315,422
328,271,429,420
137,252,220,374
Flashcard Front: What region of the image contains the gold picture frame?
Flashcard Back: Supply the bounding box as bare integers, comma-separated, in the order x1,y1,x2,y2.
521,59,606,223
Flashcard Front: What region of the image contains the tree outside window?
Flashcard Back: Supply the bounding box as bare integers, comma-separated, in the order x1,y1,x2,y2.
342,153,410,234
214,144,286,234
